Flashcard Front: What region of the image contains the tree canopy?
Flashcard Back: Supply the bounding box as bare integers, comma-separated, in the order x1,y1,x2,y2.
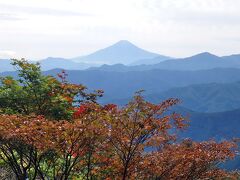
0,59,238,179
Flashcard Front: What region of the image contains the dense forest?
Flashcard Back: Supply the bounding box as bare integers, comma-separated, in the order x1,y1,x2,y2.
0,59,239,179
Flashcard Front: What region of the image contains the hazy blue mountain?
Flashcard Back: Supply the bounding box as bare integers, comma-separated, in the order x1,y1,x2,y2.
149,105,240,142
130,55,171,65
38,57,97,71
1,51,234,73
3,68,240,103
152,52,231,70
150,52,240,70
0,40,168,73
0,58,99,72
104,81,240,113
146,82,240,112
2,51,240,73
172,107,240,169
3,67,240,104
87,64,130,71
168,106,240,170
72,40,163,65
222,54,240,62
89,52,240,72
0,59,15,72
178,107,240,141
45,68,240,102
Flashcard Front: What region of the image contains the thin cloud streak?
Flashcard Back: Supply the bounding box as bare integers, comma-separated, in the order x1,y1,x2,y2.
0,13,24,21
0,3,92,17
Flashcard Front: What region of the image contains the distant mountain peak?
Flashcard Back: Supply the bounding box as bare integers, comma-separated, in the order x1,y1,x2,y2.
107,40,141,50
72,40,161,65
115,40,133,44
196,52,217,57
185,52,221,61
118,40,130,43
112,40,137,47
40,57,69,62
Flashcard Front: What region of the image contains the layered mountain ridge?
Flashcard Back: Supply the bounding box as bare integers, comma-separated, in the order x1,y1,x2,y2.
3,40,240,72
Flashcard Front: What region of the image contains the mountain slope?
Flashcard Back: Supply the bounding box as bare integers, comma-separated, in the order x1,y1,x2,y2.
2,51,240,72
72,40,164,65
151,52,230,70
176,105,240,170
222,54,240,62
130,55,171,65
89,52,240,71
106,81,240,113
178,107,240,141
38,57,96,71
0,59,15,72
3,68,240,107
0,58,99,72
43,68,240,102
146,82,240,112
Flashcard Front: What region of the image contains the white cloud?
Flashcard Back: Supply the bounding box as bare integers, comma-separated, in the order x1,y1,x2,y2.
0,50,17,59
0,3,92,17
0,0,239,59
0,13,24,21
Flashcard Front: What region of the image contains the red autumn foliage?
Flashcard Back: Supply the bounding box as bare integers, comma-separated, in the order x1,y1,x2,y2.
0,96,238,179
103,104,117,111
73,105,87,118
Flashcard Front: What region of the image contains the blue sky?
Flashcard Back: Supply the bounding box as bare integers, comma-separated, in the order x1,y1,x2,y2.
0,0,240,60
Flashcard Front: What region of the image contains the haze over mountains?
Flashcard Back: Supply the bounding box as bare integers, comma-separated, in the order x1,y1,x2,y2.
1,40,240,72
0,40,169,72
106,81,240,113
71,40,168,65
89,52,240,71
1,41,240,112
41,68,240,104
39,57,95,71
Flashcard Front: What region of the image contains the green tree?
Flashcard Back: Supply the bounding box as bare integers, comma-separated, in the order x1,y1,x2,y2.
0,58,103,120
